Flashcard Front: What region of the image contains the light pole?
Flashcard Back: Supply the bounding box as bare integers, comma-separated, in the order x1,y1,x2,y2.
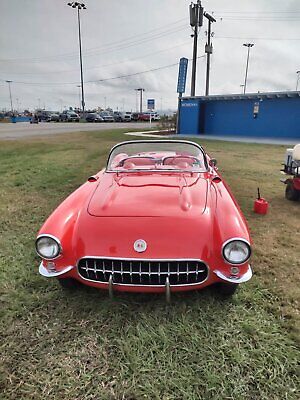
135,88,145,113
68,2,86,116
5,80,13,113
243,43,254,94
296,71,300,91
76,85,81,110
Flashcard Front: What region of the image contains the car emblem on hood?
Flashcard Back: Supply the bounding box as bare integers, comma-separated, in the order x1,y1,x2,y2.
134,239,147,253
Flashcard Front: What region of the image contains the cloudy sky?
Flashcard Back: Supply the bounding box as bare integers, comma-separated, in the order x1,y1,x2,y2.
1,0,300,112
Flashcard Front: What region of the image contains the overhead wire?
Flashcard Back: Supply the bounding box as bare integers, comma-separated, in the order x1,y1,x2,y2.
0,41,191,76
0,18,187,63
0,55,206,87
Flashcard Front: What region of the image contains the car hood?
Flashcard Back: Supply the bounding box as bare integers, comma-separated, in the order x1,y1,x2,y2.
87,173,208,217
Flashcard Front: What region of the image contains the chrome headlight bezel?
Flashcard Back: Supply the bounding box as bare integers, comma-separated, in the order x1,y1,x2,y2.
35,234,62,260
222,238,251,266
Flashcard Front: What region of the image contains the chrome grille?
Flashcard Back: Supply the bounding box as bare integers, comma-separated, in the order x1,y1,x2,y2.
77,258,208,286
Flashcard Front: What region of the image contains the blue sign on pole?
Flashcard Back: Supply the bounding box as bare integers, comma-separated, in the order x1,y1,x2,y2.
177,57,189,94
147,98,155,110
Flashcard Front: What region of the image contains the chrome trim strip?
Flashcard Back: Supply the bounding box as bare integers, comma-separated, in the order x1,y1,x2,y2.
165,276,171,303
214,265,252,283
78,256,208,262
35,234,62,260
76,257,210,287
221,237,252,266
39,262,73,278
108,274,113,299
106,139,209,171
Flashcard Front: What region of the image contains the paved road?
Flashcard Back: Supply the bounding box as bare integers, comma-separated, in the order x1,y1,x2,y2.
0,122,155,140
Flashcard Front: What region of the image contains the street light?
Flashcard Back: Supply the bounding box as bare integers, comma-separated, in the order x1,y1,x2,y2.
135,88,145,113
296,70,300,91
68,2,87,116
243,43,254,94
5,80,13,113
76,85,81,110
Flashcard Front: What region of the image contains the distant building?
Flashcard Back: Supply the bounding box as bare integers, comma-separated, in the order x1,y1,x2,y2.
178,91,300,139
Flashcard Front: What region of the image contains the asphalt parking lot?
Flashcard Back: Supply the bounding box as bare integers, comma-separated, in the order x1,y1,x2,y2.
0,121,155,140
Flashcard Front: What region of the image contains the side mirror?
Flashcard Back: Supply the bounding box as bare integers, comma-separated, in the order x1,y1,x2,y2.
209,158,217,167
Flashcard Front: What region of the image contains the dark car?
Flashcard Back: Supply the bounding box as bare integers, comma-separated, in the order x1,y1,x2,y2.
36,111,51,122
131,113,141,122
85,113,104,123
113,112,123,122
60,110,80,122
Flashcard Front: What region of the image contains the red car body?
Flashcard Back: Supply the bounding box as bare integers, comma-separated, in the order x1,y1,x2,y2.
36,140,252,297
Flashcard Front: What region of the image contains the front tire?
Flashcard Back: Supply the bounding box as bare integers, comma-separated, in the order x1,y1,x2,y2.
58,278,80,289
215,282,238,297
285,181,300,201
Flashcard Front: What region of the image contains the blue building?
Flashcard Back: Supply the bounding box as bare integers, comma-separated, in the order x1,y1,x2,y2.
178,91,300,139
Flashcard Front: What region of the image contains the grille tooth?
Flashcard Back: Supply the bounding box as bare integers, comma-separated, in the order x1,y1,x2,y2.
78,259,208,286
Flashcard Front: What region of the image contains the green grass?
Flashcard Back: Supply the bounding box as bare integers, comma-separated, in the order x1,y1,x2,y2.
0,130,299,399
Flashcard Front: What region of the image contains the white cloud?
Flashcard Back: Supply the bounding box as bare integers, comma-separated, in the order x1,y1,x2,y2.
0,0,300,111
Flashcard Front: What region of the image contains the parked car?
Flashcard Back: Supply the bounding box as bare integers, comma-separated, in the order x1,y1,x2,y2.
139,112,160,121
85,113,104,123
36,140,252,300
123,112,132,122
36,110,51,122
30,114,39,124
113,111,123,122
113,112,132,122
46,113,60,122
59,110,80,122
100,112,114,122
131,112,141,122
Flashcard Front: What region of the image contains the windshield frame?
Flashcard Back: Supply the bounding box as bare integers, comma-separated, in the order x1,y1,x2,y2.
106,140,208,173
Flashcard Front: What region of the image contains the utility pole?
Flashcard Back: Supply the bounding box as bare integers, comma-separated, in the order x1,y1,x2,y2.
243,43,254,94
190,1,203,97
296,70,300,91
135,88,145,113
5,80,13,113
76,85,81,110
204,12,216,96
68,2,87,116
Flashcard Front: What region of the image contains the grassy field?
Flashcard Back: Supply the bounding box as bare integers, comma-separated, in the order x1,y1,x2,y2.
0,130,299,400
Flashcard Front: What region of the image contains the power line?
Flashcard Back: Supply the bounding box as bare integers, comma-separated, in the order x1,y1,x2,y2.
215,36,300,41
217,16,300,21
0,41,190,76
0,19,187,63
0,55,206,87
210,10,300,14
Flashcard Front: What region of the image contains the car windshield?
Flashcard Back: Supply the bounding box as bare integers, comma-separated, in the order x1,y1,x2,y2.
107,141,207,172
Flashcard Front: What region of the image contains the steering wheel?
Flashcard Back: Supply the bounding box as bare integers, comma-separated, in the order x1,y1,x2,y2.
162,155,200,166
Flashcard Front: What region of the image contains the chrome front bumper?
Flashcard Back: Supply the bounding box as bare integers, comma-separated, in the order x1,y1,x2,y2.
214,264,252,284
39,262,74,278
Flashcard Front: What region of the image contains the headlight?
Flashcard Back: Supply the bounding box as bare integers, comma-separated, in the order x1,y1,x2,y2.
36,235,61,259
222,239,251,265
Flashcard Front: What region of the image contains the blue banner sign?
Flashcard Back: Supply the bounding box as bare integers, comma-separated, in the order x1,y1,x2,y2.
177,57,189,94
147,99,155,110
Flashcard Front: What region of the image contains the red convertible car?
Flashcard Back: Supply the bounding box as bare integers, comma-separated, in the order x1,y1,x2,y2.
36,140,252,299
